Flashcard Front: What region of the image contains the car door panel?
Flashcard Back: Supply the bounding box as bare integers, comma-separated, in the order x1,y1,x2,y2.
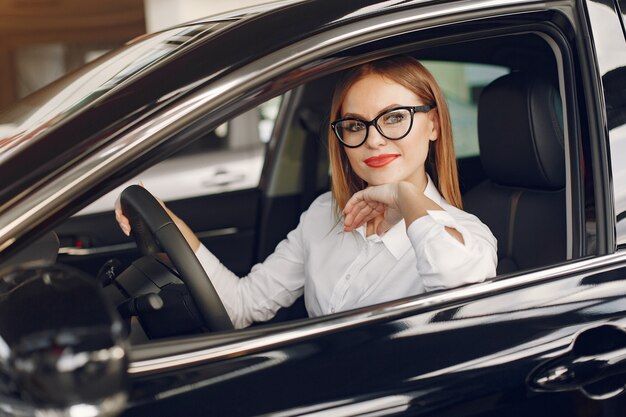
123,256,626,416
56,189,261,277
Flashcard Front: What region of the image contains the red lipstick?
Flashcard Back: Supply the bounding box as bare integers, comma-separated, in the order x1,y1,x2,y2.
363,154,399,168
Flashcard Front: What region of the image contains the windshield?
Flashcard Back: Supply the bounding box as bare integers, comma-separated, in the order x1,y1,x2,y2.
0,22,232,160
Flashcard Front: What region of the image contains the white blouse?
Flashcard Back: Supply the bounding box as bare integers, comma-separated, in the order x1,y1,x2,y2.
196,178,497,328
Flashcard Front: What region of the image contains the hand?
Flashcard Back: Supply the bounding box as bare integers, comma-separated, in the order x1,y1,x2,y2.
115,194,131,236
114,182,166,237
343,183,407,235
115,184,201,251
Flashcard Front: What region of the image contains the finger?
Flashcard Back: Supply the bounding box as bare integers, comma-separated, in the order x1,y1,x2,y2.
343,196,363,226
351,203,380,228
118,218,131,230
117,219,131,236
343,191,364,215
344,203,381,231
344,188,388,218
344,199,370,228
115,209,129,224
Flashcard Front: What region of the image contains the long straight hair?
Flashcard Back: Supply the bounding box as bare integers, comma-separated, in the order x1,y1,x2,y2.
328,55,461,216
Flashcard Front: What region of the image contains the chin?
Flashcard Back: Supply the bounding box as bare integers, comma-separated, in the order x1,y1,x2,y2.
365,176,403,186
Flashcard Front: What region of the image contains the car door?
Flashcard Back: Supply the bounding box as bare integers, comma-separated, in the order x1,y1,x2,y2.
103,1,626,416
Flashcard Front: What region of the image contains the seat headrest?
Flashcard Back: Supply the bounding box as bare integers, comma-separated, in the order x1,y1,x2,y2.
478,72,565,189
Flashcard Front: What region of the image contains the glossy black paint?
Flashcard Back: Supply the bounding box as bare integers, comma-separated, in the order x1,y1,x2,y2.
1,0,626,416
124,261,626,416
588,0,626,247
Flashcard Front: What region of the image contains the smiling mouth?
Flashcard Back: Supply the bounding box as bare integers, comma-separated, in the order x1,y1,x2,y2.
363,154,400,168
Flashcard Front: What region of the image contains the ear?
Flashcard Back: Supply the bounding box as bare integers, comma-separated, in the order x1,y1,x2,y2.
428,109,439,141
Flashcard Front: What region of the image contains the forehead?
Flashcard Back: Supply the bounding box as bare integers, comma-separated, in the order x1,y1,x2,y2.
342,73,420,116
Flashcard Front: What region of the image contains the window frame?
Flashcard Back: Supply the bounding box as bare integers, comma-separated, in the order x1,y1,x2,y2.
118,5,595,370
582,0,626,250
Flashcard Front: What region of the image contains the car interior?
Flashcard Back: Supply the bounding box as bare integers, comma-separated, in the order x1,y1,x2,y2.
464,71,566,274
25,24,589,340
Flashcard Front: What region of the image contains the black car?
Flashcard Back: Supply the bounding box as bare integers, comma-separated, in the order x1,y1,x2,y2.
1,0,626,415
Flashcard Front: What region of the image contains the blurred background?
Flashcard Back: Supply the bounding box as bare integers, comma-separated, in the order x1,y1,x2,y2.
0,0,284,111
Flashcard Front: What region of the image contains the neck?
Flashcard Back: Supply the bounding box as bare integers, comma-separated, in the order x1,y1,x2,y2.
412,171,429,192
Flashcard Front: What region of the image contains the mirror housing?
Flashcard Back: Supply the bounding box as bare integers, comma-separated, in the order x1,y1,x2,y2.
0,264,128,417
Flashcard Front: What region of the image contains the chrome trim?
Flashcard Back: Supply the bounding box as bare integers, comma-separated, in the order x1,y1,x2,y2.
535,29,576,259
59,242,136,256
272,394,412,417
58,227,238,256
129,250,626,374
0,392,127,417
0,0,558,252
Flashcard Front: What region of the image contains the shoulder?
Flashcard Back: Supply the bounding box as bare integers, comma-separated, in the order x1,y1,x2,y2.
299,191,337,231
424,179,483,226
440,199,484,225
439,200,496,243
303,191,334,220
309,191,333,210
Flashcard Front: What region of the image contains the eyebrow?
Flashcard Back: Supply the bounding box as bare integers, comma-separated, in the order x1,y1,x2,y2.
342,103,406,119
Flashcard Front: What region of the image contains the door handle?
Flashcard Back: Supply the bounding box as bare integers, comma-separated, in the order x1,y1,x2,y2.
529,324,626,399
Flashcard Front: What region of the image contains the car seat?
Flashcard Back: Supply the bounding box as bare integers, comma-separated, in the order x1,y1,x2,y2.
463,71,566,274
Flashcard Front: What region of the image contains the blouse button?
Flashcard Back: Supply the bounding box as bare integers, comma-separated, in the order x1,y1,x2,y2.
346,274,351,280
331,307,336,313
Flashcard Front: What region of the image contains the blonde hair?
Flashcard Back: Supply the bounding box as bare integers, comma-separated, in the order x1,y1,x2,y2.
328,55,461,215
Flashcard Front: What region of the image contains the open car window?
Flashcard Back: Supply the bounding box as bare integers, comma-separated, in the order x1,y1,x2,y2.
422,60,509,159
77,96,282,216
2,0,589,347
52,22,585,344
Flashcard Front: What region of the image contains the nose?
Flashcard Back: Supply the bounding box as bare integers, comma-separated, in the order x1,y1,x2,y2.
363,124,386,148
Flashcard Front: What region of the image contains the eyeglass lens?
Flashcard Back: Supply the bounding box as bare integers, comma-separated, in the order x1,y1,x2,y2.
335,108,412,147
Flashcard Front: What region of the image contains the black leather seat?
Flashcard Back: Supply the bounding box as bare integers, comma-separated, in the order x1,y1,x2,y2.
463,72,566,274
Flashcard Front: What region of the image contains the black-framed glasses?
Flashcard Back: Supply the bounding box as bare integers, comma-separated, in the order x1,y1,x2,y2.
331,105,434,148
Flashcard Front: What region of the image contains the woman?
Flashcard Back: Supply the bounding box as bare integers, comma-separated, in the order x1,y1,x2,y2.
116,55,497,329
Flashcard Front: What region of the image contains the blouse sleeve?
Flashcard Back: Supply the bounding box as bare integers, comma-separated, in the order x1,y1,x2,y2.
195,212,308,329
407,209,497,291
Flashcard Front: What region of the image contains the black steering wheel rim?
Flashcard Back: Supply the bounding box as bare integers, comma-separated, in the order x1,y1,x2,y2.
120,185,234,332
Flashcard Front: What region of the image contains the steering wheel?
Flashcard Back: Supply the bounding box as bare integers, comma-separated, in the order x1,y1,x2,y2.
119,185,233,332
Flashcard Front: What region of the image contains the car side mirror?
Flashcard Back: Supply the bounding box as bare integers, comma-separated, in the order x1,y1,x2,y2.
0,264,128,416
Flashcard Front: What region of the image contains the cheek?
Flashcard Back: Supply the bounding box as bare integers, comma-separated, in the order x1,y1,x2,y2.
401,130,431,158
344,149,360,170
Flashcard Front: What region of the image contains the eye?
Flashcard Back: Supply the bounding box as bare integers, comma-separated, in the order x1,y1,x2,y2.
381,110,407,125
341,120,366,132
